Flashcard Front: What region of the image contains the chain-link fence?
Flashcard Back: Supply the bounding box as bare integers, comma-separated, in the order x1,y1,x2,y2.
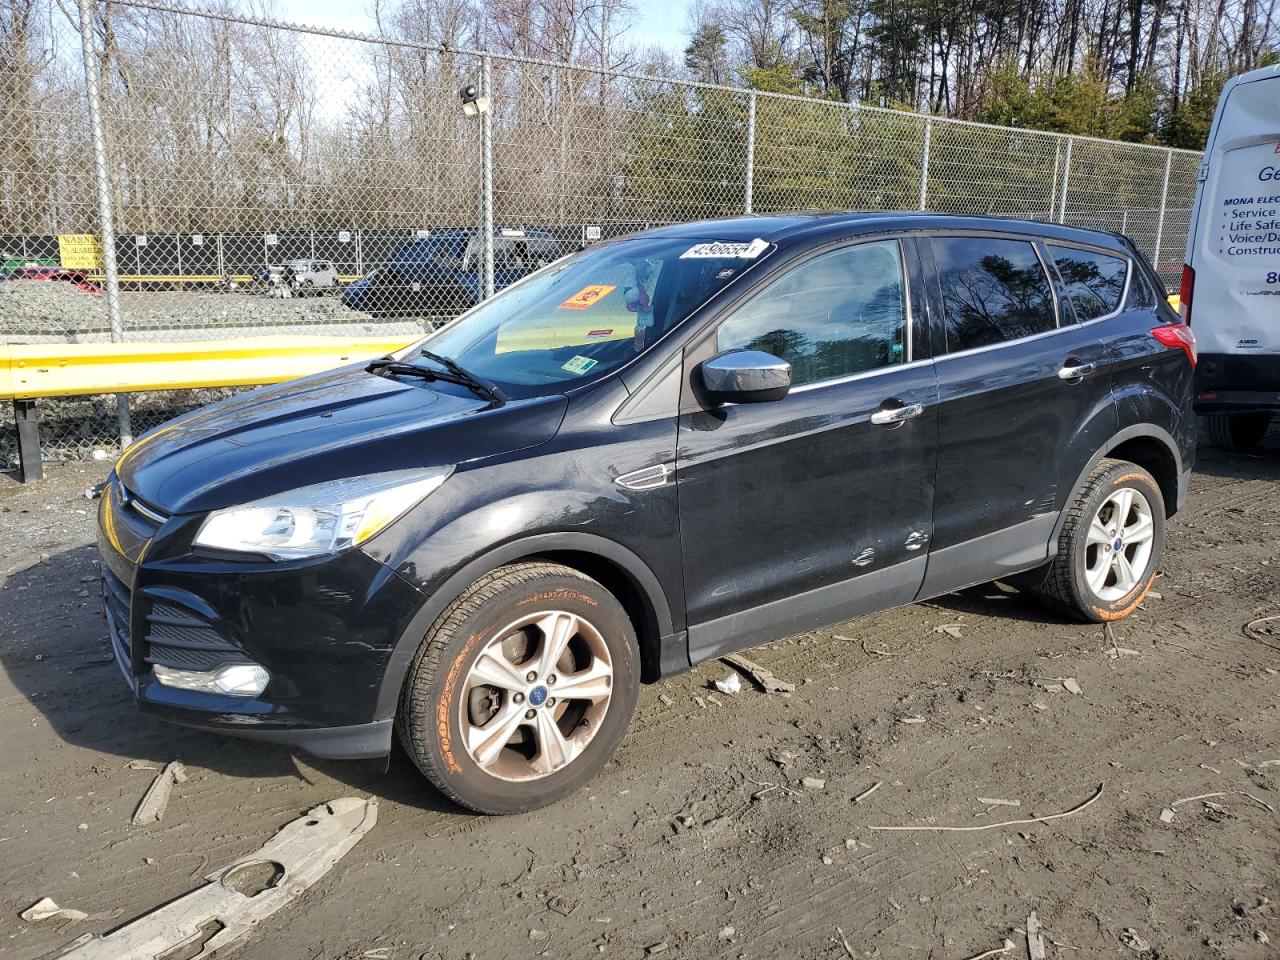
1,0,1202,467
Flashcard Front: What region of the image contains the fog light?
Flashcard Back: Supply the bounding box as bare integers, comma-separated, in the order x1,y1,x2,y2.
153,663,270,697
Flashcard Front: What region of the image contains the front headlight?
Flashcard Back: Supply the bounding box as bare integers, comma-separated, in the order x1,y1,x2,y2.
193,466,453,560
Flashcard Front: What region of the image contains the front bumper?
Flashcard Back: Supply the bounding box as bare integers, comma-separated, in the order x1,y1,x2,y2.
98,476,423,759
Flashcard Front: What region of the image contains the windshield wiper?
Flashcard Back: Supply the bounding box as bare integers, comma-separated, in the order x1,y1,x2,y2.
368,355,507,408
417,350,508,408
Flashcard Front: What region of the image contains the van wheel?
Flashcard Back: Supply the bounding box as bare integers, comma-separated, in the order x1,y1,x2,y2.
396,562,640,814
1203,412,1272,452
1029,458,1165,623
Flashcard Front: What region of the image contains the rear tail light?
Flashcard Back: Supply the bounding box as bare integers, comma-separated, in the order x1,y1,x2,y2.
1178,264,1194,324
1151,323,1197,367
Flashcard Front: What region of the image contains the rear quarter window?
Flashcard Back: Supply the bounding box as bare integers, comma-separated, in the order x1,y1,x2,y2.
932,236,1057,351
1047,245,1130,320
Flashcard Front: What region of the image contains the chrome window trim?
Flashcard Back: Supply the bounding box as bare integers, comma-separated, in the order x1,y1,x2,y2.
935,324,1066,362
789,356,934,393
714,237,915,394
1044,242,1134,327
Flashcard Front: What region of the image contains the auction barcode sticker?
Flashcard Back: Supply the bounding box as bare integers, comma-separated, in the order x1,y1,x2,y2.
680,238,770,259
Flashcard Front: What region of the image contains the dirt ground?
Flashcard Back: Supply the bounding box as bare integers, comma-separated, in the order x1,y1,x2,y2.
2,432,1278,960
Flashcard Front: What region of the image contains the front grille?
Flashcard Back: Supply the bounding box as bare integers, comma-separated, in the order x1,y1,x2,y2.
101,566,134,677
144,599,242,671
118,481,169,532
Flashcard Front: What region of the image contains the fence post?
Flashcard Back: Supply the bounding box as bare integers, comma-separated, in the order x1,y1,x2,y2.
918,117,932,211
744,91,756,214
77,0,132,446
1048,140,1060,221
1056,137,1073,225
480,53,495,300
1153,148,1173,269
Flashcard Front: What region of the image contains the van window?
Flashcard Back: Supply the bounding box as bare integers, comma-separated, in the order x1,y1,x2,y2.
1048,245,1129,320
715,240,907,386
933,237,1056,351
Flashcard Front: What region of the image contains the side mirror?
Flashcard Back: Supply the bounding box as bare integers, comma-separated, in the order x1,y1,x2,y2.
700,349,792,404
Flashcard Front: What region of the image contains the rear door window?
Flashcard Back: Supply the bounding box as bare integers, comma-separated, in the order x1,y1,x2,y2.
1047,245,1130,320
932,237,1057,351
715,240,908,386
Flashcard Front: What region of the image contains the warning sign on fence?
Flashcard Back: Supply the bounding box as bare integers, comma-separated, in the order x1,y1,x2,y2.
57,234,104,270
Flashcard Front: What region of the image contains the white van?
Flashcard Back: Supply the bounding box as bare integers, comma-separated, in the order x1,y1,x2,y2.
1181,63,1280,451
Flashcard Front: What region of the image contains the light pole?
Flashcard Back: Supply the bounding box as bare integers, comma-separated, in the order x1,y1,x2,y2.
459,61,494,300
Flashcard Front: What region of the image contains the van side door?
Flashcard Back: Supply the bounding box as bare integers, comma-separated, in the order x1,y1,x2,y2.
918,233,1117,598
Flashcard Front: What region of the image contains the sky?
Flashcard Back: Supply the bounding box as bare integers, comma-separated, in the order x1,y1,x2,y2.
271,0,693,54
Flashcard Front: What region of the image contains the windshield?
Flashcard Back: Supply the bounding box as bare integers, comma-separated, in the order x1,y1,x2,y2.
402,236,770,397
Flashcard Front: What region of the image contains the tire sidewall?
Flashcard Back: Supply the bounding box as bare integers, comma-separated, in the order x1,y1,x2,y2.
1070,464,1164,621
410,572,639,814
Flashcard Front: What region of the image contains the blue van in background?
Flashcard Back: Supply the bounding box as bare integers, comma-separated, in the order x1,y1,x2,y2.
342,228,561,318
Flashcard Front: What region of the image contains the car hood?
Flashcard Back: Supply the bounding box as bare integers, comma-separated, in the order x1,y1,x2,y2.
116,364,568,514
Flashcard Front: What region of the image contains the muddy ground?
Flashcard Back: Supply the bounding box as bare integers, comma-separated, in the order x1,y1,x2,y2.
1,434,1278,960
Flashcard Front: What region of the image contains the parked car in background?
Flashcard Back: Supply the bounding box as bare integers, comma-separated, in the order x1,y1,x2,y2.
1179,62,1280,451
3,264,101,295
283,258,339,295
342,228,560,317
99,212,1195,815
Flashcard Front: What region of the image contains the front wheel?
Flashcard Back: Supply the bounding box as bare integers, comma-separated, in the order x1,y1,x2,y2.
1203,412,1272,452
1029,458,1165,622
397,562,639,814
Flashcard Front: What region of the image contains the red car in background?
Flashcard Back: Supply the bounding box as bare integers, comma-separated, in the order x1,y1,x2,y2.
3,265,101,294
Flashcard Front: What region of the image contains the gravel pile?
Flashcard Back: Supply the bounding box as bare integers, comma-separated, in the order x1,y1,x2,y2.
1,282,430,342
0,281,104,340
1,281,440,465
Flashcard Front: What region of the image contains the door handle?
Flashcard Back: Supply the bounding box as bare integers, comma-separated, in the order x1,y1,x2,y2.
870,401,925,425
1057,361,1097,381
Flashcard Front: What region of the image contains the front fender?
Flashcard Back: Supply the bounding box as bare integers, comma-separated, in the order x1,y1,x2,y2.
368,528,677,722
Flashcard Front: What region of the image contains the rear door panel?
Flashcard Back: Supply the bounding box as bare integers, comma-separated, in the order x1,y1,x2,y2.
918,234,1116,598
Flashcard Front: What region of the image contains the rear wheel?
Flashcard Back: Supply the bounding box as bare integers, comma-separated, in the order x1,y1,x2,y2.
397,562,639,814
1203,412,1272,452
1029,458,1164,622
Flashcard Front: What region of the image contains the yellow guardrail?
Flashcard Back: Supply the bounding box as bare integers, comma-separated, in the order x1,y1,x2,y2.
0,335,415,401
0,294,1185,402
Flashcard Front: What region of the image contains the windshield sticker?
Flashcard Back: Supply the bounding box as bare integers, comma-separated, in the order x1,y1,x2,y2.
587,328,615,338
680,238,769,260
559,284,616,310
562,355,599,375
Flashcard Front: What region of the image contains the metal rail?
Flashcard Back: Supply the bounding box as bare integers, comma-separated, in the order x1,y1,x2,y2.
3,335,414,482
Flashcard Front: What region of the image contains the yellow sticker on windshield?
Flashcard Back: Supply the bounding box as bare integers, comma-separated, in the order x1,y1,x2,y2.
559,284,616,310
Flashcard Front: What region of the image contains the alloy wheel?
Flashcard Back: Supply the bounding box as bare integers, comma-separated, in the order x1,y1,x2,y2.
459,611,614,782
1083,486,1155,602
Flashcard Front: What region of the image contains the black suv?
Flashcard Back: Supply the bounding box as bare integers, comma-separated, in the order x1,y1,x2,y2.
98,213,1196,814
